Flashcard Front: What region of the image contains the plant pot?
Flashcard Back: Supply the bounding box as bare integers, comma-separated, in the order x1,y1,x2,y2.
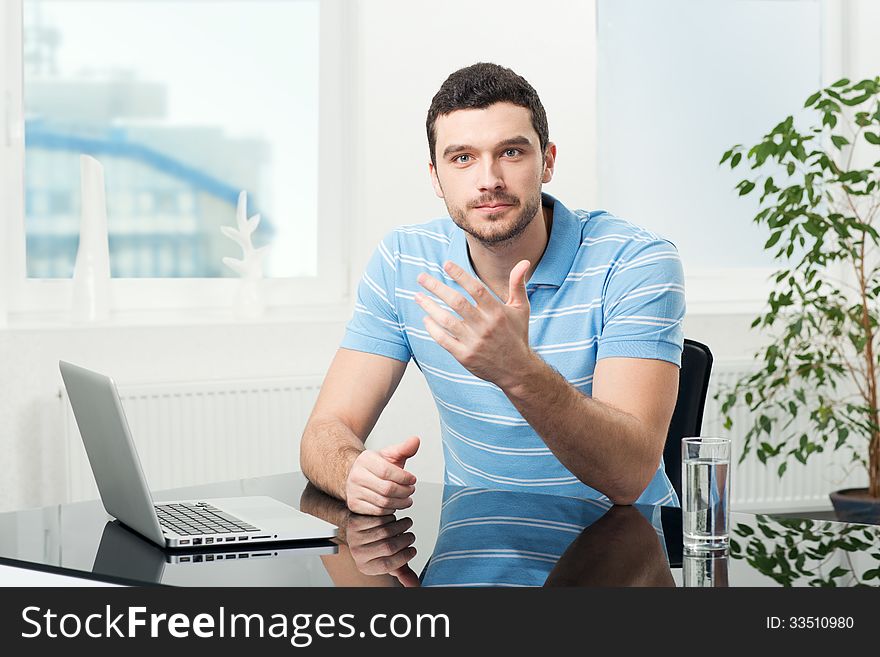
829,488,880,525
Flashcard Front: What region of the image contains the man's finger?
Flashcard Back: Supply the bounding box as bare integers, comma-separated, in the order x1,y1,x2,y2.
415,292,467,339
346,513,398,532
415,272,480,321
392,563,421,588
507,259,531,307
442,260,498,309
360,546,418,576
360,491,413,512
362,532,416,559
347,499,394,516
379,436,421,465
359,534,417,572
349,516,414,545
423,316,465,357
361,451,417,485
361,471,416,499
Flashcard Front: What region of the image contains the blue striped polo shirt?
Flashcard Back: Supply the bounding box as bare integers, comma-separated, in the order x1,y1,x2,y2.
341,192,684,506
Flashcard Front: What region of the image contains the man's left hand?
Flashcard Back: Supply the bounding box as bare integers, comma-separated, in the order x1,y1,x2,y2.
415,259,534,388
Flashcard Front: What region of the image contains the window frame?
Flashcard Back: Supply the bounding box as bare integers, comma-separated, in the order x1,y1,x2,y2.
1,0,352,321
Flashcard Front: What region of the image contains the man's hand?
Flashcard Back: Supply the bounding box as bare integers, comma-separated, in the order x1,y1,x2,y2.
344,436,420,515
415,259,535,388
347,514,420,588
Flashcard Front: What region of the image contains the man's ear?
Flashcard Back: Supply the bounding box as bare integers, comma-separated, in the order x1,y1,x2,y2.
541,142,557,184
429,162,445,198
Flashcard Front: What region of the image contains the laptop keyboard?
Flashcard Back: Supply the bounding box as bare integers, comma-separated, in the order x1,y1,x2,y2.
155,502,259,536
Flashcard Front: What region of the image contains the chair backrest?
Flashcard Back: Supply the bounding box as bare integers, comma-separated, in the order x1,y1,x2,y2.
663,339,713,501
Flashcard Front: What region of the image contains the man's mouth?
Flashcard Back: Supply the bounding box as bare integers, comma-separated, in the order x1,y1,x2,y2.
474,203,513,212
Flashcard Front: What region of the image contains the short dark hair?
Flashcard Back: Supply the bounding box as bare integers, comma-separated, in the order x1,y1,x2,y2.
426,63,549,167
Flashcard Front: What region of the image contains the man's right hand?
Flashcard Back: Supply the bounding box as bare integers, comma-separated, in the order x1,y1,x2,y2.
344,436,420,515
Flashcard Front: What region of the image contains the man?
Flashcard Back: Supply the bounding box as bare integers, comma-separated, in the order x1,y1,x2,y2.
300,63,684,514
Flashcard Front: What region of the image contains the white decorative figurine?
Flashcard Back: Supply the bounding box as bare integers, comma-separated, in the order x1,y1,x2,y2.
71,154,112,322
221,191,270,319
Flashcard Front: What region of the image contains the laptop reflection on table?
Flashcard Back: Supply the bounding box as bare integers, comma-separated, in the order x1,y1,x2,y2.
92,520,338,585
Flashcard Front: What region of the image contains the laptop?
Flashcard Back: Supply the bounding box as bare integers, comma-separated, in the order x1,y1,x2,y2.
60,360,338,549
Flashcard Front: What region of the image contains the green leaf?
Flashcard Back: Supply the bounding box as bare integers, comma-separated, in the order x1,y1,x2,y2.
841,91,873,106
739,180,756,196
731,152,743,168
865,132,880,145
765,231,783,249
835,427,849,449
777,462,787,477
831,78,850,88
804,91,822,107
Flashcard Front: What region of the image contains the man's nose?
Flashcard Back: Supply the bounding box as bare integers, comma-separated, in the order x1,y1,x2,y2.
477,159,505,192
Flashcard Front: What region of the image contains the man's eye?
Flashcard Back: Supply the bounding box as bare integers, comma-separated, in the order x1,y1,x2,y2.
504,148,521,157
454,154,472,163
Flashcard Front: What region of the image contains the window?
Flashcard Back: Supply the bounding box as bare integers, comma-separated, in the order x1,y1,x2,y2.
1,0,350,316
596,0,834,312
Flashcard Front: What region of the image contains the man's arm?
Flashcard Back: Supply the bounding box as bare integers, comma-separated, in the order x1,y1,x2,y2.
502,353,677,504
415,259,678,505
300,348,418,513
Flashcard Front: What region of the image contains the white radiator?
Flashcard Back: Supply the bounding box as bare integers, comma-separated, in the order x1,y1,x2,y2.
60,363,866,511
61,376,322,503
703,362,866,512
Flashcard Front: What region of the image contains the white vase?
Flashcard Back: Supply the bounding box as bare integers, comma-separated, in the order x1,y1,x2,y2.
71,155,112,322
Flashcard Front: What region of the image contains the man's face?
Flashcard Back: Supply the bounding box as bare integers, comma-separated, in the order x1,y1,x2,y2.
429,102,555,246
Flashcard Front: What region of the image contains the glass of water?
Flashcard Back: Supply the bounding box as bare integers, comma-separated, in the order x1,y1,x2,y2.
682,437,731,552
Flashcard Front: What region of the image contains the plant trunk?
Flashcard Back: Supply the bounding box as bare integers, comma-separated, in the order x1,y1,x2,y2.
856,231,879,498
871,429,880,499
862,327,879,497
865,317,879,498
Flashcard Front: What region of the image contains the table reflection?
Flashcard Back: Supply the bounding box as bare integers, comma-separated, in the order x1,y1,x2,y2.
5,471,878,586
300,483,675,587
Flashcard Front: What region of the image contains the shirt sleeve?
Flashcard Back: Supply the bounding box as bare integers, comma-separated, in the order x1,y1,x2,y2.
597,239,685,366
340,231,412,363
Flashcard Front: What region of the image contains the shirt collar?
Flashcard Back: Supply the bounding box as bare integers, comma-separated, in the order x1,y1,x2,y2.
447,192,580,289
528,192,580,287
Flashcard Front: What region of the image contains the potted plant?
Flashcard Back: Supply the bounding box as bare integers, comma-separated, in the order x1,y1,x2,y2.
719,76,880,522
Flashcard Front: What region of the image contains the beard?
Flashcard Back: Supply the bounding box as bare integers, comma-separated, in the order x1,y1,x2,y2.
447,189,542,246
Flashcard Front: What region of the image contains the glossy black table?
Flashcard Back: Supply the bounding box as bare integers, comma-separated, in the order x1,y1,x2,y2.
0,472,877,587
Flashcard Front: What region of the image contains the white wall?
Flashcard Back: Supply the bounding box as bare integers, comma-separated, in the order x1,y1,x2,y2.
348,0,599,277
1,0,878,512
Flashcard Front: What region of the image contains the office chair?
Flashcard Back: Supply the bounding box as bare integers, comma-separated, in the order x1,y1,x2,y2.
663,339,714,502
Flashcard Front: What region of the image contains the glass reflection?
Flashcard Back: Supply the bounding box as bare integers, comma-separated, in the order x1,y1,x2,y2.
682,550,729,587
